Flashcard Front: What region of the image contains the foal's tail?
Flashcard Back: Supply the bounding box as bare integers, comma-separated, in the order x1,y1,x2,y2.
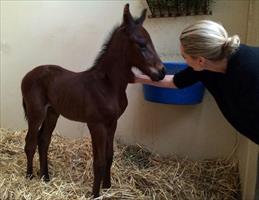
22,99,28,121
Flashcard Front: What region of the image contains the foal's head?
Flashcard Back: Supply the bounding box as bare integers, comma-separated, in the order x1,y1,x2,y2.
121,4,165,81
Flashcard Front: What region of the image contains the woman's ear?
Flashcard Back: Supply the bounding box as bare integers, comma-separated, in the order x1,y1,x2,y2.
199,57,206,67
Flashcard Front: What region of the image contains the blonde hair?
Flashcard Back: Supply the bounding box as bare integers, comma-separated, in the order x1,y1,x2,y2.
180,20,240,60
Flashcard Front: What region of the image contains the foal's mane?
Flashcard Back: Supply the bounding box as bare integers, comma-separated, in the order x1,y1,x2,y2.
91,24,121,70
89,17,140,71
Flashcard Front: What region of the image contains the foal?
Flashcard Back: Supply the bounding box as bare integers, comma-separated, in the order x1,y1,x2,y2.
21,4,165,198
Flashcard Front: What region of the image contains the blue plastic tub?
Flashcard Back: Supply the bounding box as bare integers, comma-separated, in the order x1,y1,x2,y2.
143,62,205,105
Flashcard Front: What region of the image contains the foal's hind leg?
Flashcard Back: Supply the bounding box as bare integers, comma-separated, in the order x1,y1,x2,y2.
38,107,59,181
24,104,46,179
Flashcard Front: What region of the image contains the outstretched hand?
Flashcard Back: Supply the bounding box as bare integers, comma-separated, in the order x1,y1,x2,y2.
134,73,151,84
131,70,175,88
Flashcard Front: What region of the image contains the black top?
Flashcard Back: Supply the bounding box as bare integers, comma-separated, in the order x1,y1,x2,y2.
174,44,259,145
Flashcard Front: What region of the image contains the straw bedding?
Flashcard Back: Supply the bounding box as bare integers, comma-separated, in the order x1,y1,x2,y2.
0,128,240,200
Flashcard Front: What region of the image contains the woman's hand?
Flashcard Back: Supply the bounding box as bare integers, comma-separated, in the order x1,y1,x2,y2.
134,74,152,84
133,73,176,88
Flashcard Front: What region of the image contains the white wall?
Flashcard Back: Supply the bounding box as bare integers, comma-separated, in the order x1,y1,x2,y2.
0,0,252,159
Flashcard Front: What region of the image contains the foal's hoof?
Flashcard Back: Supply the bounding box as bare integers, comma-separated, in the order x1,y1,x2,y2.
92,193,100,199
41,175,50,182
26,174,34,180
102,182,111,189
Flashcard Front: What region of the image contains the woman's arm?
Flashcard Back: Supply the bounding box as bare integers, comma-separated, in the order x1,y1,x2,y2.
134,74,177,88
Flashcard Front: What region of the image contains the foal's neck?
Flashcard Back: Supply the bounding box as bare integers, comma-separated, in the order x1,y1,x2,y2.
90,29,132,93
98,52,132,92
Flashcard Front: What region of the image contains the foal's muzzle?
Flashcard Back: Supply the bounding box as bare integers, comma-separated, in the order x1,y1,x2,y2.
150,66,166,81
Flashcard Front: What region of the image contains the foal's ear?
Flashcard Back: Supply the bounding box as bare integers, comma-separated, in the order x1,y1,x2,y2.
136,9,147,25
123,3,134,28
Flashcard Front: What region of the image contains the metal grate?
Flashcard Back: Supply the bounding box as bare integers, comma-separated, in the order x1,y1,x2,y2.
146,0,213,18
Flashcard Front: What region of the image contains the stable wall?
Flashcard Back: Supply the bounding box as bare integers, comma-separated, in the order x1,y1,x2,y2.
0,0,253,160
236,0,259,199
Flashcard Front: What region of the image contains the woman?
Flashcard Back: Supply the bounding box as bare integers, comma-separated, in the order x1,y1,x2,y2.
134,20,259,145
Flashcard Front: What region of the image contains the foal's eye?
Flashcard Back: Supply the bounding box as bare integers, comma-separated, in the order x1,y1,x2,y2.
138,42,147,51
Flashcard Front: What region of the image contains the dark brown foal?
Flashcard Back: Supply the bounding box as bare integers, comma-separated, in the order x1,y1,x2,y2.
21,4,165,198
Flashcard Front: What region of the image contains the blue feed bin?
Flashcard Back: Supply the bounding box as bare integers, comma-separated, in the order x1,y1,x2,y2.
143,62,205,105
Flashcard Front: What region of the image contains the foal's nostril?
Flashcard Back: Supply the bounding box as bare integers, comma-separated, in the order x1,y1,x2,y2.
159,67,166,80
161,67,166,76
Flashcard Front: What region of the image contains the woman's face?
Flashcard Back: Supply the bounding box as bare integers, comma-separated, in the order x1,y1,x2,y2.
180,44,205,71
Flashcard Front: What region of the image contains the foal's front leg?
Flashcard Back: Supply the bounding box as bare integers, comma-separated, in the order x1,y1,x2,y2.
102,120,117,189
87,122,108,198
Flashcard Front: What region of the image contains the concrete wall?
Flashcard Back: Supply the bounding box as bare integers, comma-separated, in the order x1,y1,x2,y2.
0,0,252,161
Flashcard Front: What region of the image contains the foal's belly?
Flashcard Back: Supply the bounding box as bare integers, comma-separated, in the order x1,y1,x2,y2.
50,97,121,124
